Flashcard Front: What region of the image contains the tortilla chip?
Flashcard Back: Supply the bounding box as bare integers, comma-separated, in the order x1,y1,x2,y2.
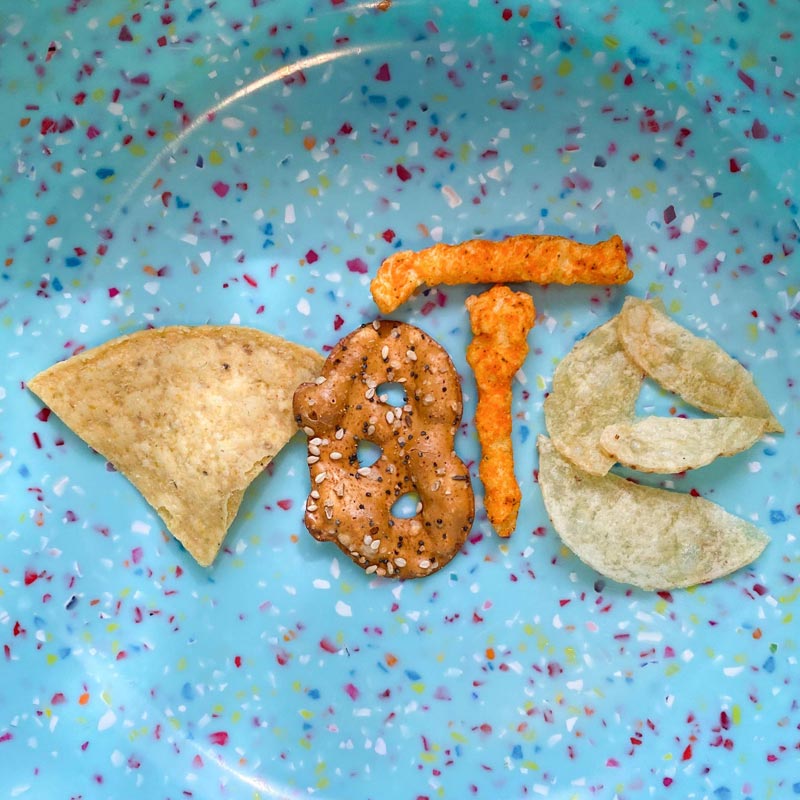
27,326,324,566
599,416,767,473
543,313,644,476
617,297,782,432
536,436,769,591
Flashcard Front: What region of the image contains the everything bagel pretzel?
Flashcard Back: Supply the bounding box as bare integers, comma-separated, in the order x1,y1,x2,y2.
293,320,474,579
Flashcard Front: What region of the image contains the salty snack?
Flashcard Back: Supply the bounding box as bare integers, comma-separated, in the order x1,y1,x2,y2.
617,296,782,432
293,320,474,579
599,416,768,473
27,326,324,567
370,233,632,313
537,436,769,591
466,285,535,538
543,312,644,476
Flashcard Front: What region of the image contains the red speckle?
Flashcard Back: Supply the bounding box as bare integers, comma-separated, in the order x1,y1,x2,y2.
501,8,512,21
0,732,13,744
663,205,676,223
320,637,339,653
208,731,229,746
346,257,368,274
694,238,708,253
729,157,741,173
13,621,26,637
211,181,229,197
396,164,412,182
381,228,395,242
233,655,242,668
305,249,319,263
118,24,133,42
375,63,391,82
674,127,692,147
681,744,693,761
751,119,769,139
276,499,292,510
623,73,634,86
35,407,51,422
243,273,258,288
275,648,290,666
737,70,755,91
131,546,143,564
129,72,150,86
73,91,87,105
24,569,39,586
344,683,360,700
663,777,673,787
333,314,345,331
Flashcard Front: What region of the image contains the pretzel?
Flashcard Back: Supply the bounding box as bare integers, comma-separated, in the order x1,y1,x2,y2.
370,233,631,313
293,320,474,579
466,286,536,538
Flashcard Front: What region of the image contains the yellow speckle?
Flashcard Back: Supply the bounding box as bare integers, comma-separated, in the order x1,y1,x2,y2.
700,195,714,209
164,131,178,142
169,717,180,730
176,657,187,671
451,731,468,744
557,59,573,77
411,682,425,694
231,711,241,723
523,623,535,636
128,144,146,157
564,647,577,665
747,323,759,341
663,751,673,761
732,704,742,725
209,149,224,166
648,282,664,294
298,737,311,750
521,143,535,154
598,74,614,91
340,582,353,595
522,760,539,770
432,93,448,103
685,80,696,96
299,709,314,720
46,653,58,665
91,88,105,102
782,612,793,624
292,681,302,692
691,28,703,45
629,186,643,199
319,174,331,189
420,752,437,764
459,143,473,162
192,56,204,67
560,154,572,165
316,778,329,790
212,704,224,715
645,180,658,193
741,52,758,69
669,299,682,314
254,47,269,61
108,13,125,27
307,187,319,198
603,35,619,49
733,652,747,665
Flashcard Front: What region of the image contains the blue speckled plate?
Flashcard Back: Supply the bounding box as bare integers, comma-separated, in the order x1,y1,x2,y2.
1,2,798,798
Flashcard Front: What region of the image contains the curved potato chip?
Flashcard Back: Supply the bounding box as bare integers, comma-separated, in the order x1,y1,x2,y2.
28,326,324,567
536,436,769,590
599,416,767,473
617,297,782,432
543,314,643,476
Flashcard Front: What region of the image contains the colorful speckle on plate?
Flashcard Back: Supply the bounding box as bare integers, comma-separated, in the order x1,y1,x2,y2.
1,1,798,798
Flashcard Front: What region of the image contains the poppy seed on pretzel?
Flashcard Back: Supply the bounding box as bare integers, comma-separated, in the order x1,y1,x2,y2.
292,320,474,579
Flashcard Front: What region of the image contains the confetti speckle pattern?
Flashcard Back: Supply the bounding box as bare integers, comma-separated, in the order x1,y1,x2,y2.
1,1,798,798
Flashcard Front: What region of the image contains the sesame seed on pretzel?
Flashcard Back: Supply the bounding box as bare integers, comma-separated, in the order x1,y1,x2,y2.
293,320,474,579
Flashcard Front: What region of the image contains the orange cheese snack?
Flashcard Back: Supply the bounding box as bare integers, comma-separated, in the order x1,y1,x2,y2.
466,285,536,538
371,233,630,313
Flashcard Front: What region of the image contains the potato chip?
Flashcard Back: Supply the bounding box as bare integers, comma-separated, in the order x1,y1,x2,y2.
543,313,643,475
599,416,767,473
536,436,769,590
617,296,782,432
28,326,324,567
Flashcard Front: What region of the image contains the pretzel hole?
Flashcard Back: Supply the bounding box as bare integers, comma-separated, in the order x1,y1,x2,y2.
391,491,421,519
357,439,383,468
376,382,408,407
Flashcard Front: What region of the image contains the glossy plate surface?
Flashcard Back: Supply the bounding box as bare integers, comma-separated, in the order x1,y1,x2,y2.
1,2,798,798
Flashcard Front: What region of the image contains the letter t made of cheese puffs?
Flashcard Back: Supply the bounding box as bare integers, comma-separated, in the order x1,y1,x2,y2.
465,285,536,538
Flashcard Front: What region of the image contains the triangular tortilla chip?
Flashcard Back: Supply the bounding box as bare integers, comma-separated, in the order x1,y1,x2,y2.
28,326,324,566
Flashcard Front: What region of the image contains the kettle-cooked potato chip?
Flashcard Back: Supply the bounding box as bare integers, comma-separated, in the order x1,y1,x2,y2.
599,416,768,473
543,313,643,476
617,297,782,432
536,436,769,590
28,326,324,567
